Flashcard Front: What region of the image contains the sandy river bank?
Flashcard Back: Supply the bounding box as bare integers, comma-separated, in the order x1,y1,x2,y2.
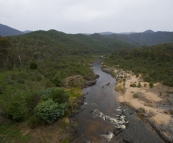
113,68,173,142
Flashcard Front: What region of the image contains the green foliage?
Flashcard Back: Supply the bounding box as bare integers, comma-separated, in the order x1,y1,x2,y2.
105,43,173,87
49,88,69,104
0,124,30,142
124,55,132,60
53,72,65,87
130,83,136,87
137,82,141,88
5,99,28,121
149,82,154,88
34,99,66,123
30,62,37,69
27,115,40,129
133,93,138,98
61,139,69,143
40,87,69,104
144,83,147,87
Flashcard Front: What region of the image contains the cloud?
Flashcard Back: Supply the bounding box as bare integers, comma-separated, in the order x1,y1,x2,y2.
0,0,173,33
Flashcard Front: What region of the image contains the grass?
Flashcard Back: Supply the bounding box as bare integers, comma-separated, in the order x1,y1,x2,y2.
0,123,30,143
61,138,69,143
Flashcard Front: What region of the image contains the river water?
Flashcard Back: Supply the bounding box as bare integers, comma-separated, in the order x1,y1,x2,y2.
72,61,165,143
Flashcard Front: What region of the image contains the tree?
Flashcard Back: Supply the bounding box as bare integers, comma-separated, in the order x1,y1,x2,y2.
30,61,38,69
34,99,65,123
52,72,65,87
0,37,11,67
5,100,28,121
49,88,69,104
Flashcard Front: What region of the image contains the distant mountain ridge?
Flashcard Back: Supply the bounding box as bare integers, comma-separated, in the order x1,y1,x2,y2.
143,30,154,33
1,23,173,46
0,23,23,36
104,31,173,46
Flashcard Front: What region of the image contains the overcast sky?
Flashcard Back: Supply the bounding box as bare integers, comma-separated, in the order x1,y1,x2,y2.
0,0,173,33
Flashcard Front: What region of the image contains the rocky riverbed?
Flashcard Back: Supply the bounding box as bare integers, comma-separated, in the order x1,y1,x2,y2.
71,61,165,143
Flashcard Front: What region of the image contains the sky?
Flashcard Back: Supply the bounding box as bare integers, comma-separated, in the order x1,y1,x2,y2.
0,0,173,33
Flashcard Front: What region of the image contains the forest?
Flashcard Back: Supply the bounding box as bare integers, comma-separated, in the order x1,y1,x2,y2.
105,43,173,86
1,29,173,142
0,30,133,142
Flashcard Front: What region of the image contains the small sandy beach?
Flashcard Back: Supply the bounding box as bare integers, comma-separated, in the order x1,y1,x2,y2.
114,69,173,142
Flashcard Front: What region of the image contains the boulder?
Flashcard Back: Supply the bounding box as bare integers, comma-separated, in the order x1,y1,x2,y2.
123,137,133,143
83,80,96,88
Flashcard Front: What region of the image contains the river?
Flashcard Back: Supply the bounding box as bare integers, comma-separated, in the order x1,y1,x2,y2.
72,61,165,143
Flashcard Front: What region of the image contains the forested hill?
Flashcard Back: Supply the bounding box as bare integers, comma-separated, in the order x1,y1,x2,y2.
104,31,173,46
8,30,133,55
106,43,173,86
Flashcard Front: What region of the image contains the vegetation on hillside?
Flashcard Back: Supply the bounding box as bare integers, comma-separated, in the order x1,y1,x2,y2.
105,32,173,46
105,43,173,86
0,29,134,142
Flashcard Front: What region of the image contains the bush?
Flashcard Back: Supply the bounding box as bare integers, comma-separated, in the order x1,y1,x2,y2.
34,99,66,123
124,55,132,60
137,82,141,88
30,62,37,69
27,116,40,129
133,93,138,98
144,83,147,87
149,82,154,88
130,83,136,87
5,100,28,121
115,84,122,91
53,73,65,87
50,88,69,104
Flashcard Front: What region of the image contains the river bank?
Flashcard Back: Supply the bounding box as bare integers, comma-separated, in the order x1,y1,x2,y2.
102,64,173,142
72,61,164,143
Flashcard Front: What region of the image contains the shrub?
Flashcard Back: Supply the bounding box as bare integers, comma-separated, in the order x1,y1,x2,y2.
124,55,132,60
30,62,37,69
137,82,141,88
50,88,69,104
130,83,136,87
133,93,138,98
5,100,28,121
144,83,147,87
115,84,122,91
34,99,66,123
53,73,65,87
27,116,40,129
144,76,152,82
149,82,154,88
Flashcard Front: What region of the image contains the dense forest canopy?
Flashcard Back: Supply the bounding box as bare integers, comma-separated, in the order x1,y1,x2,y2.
105,43,173,86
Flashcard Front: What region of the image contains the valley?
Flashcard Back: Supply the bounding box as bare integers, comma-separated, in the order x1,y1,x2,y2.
0,26,173,143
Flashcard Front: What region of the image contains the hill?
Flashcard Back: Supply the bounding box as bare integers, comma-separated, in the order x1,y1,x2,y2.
105,43,173,86
104,31,173,46
0,23,23,36
143,29,154,33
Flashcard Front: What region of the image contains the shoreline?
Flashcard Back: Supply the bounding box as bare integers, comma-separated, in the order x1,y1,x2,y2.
113,69,173,143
